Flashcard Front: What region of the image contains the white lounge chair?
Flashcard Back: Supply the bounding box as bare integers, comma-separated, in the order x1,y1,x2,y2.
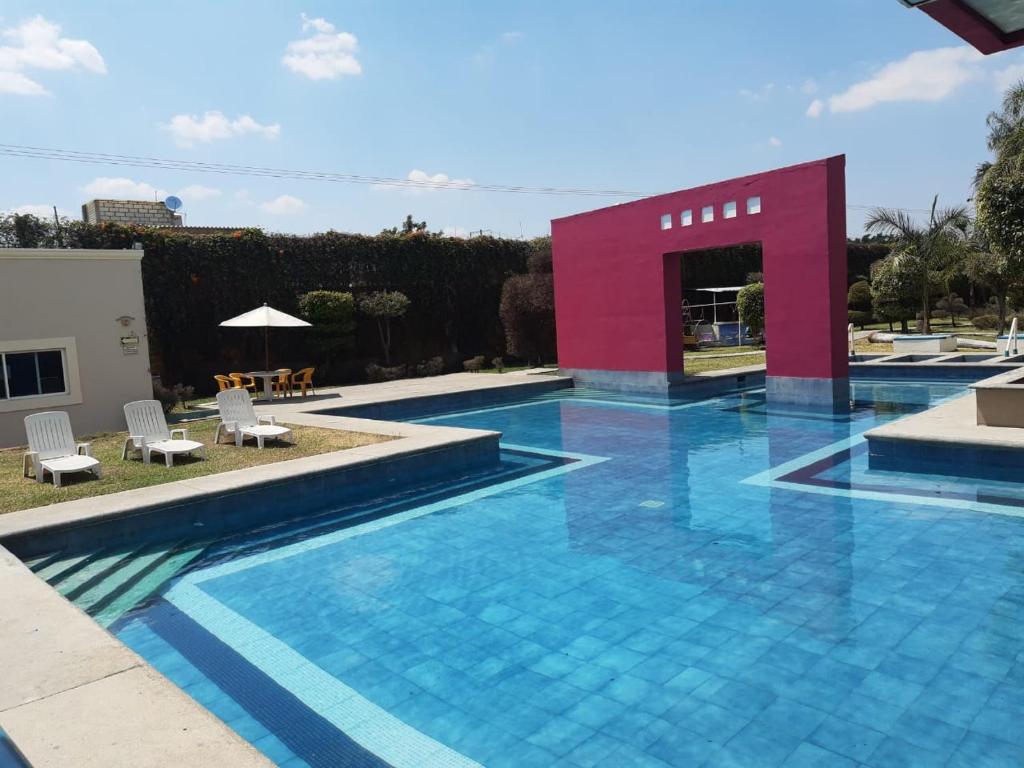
122,400,207,467
215,388,292,448
23,411,102,488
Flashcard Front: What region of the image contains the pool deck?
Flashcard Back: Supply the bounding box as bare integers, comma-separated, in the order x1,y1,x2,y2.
864,391,1024,479
0,369,568,767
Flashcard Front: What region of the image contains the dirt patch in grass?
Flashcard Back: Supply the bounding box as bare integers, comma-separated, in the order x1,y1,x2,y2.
0,418,393,514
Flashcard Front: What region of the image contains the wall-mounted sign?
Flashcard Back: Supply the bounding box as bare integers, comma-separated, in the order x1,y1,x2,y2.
120,334,139,355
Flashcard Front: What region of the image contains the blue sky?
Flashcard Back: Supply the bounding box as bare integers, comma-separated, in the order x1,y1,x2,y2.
2,1,1023,237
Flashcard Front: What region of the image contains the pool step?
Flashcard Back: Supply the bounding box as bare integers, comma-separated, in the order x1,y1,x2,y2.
90,542,209,628
56,550,137,602
32,551,95,585
73,547,169,614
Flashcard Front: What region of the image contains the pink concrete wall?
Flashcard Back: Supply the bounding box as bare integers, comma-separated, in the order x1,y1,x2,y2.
551,155,848,382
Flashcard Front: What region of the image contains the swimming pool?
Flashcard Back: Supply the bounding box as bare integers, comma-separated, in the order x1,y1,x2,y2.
27,382,1024,766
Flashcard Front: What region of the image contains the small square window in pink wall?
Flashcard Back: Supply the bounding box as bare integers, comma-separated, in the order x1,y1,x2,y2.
701,206,714,223
660,214,672,230
747,196,762,215
723,201,737,219
681,210,693,226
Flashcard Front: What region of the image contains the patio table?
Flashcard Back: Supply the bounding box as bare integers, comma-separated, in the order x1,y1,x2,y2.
246,371,280,402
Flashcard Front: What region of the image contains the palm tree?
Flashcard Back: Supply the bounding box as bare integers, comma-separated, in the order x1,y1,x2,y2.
865,197,969,335
977,79,1024,189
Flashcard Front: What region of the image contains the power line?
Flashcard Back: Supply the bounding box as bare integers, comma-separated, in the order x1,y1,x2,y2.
0,144,640,198
0,143,962,215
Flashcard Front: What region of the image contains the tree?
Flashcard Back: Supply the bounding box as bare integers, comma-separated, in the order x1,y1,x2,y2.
298,290,356,374
870,256,918,333
962,237,1020,333
381,215,427,236
975,80,1024,268
847,280,873,328
359,290,410,364
934,292,967,326
499,242,555,365
736,282,765,339
865,197,969,334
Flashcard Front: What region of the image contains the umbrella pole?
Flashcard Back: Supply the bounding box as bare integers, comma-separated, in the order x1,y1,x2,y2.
264,326,270,371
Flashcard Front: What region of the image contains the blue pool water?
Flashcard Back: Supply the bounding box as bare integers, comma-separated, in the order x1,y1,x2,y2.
32,382,1024,767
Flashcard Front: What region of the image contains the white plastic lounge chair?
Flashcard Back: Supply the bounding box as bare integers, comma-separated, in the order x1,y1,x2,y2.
23,411,102,488
122,400,207,467
215,388,292,448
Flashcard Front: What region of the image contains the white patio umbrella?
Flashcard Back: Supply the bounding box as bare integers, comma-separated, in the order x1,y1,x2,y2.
219,302,311,370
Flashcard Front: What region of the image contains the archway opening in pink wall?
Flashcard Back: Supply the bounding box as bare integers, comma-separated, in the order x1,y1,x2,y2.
678,244,763,349
551,156,849,411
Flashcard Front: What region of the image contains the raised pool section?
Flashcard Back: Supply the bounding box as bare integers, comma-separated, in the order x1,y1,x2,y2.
11,380,1024,767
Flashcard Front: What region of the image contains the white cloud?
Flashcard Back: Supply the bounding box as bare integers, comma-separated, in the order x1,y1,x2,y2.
373,169,475,194
800,79,818,95
0,70,47,95
5,204,68,218
810,46,984,118
739,83,775,102
259,194,305,215
499,31,524,44
407,169,474,189
82,177,165,200
0,15,105,96
995,61,1024,92
769,136,782,148
163,111,280,148
177,184,221,201
282,14,361,80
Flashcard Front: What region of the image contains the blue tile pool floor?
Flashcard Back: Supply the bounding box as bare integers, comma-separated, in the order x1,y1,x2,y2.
35,381,1024,767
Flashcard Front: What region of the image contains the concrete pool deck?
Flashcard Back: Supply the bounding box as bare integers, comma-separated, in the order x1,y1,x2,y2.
0,370,569,767
864,391,1024,479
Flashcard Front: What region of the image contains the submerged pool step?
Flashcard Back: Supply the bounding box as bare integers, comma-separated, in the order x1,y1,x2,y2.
32,551,95,585
52,550,138,602
72,547,171,614
91,542,209,628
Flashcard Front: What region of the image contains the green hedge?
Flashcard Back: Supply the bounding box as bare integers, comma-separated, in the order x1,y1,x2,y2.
57,222,531,390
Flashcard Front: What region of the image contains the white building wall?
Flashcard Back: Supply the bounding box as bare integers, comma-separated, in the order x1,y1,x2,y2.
0,249,152,447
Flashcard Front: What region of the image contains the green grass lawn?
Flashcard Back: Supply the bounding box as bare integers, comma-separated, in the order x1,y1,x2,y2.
684,352,764,374
0,418,393,515
686,345,763,357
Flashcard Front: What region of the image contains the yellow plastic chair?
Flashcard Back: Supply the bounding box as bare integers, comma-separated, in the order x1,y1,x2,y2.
214,374,237,392
229,372,257,393
272,368,292,398
291,367,316,397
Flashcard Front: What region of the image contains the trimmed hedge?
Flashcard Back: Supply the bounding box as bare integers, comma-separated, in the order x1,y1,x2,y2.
57,222,531,390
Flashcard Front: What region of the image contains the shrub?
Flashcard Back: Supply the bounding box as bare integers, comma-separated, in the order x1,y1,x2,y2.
492,356,505,372
972,314,1000,330
153,381,194,414
414,356,444,377
365,362,407,382
359,290,411,364
499,274,555,364
736,282,765,337
297,290,356,374
847,281,873,328
848,311,873,327
463,355,486,372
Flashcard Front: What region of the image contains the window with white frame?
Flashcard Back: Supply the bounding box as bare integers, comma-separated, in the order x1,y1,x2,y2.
747,196,762,215
680,209,693,226
0,349,68,400
701,205,714,223
660,213,672,230
723,201,737,219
